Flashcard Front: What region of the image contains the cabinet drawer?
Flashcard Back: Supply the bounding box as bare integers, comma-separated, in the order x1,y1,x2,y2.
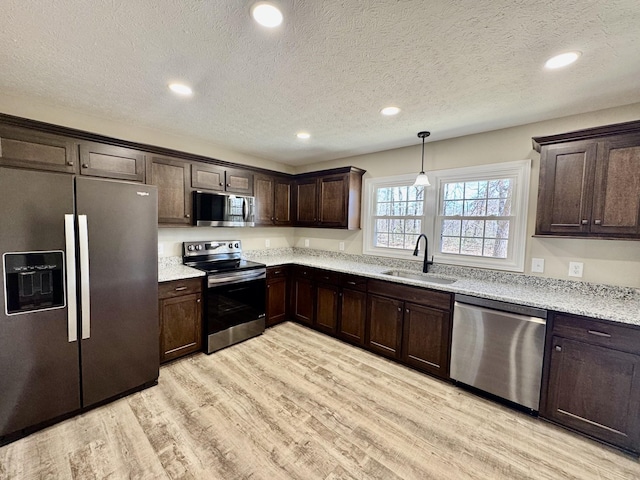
368,279,452,311
341,274,367,291
293,266,315,279
314,269,341,285
267,265,289,279
553,314,640,355
159,277,203,299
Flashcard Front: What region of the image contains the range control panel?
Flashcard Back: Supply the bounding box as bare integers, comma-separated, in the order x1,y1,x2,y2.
183,240,242,257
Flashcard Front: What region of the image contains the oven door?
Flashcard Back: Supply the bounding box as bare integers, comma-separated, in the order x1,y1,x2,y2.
205,275,266,353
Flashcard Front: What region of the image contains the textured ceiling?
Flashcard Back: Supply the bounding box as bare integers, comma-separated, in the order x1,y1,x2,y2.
1,1,639,166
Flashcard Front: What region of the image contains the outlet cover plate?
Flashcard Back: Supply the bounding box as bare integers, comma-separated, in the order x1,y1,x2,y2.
568,261,584,277
531,258,544,273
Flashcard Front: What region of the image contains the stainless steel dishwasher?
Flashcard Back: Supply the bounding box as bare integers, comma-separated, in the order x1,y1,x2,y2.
450,294,547,411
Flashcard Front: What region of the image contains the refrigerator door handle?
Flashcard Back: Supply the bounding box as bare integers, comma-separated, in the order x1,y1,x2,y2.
64,214,78,343
78,214,91,339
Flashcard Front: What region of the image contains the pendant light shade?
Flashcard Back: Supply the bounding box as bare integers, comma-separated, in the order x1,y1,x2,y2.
413,131,431,187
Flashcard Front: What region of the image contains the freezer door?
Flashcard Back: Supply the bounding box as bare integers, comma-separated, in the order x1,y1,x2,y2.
0,167,80,438
75,177,159,407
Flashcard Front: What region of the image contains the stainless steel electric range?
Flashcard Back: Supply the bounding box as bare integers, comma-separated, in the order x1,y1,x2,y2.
183,240,266,353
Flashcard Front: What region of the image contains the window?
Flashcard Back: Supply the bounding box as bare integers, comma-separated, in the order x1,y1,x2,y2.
363,174,426,257
426,160,531,271
364,161,530,272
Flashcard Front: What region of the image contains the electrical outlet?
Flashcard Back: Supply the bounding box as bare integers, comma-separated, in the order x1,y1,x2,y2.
568,261,584,278
304,238,310,247
339,241,345,251
531,258,544,273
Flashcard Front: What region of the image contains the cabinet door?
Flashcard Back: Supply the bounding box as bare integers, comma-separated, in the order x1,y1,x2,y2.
339,288,367,346
266,277,288,327
543,336,640,452
315,283,339,334
274,178,292,225
367,294,403,359
254,174,275,225
0,125,77,174
191,162,225,191
225,167,253,195
402,303,451,379
318,173,348,227
536,141,597,235
294,178,318,226
78,141,145,182
591,134,640,236
148,156,191,225
160,293,202,363
292,273,314,326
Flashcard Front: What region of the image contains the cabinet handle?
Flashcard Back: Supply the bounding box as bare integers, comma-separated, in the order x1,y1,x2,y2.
406,308,409,313
275,217,279,220
588,330,611,338
67,161,74,166
347,281,356,285
397,307,401,312
184,214,190,218
227,183,231,187
581,219,588,225
594,219,602,225
271,217,275,221
197,299,201,303
273,270,281,275
219,182,223,186
555,345,562,352
82,163,89,169
175,286,188,291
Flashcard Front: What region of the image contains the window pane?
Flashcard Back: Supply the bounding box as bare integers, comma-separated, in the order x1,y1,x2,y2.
376,218,389,233
465,181,487,200
376,202,390,215
442,219,461,236
485,220,510,238
462,219,484,238
391,201,406,216
405,234,419,249
376,232,389,247
408,186,424,201
444,182,464,200
487,198,512,216
405,219,421,234
483,239,508,258
443,200,463,216
461,237,483,256
407,201,423,216
488,179,512,198
441,236,460,254
390,232,405,249
464,199,486,216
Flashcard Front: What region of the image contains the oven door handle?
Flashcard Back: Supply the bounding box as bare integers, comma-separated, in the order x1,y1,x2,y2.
208,270,266,286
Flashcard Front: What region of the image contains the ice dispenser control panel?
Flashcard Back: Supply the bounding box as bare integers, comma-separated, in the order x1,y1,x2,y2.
3,251,65,315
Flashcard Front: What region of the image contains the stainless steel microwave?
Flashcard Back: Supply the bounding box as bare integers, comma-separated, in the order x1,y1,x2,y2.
192,191,255,227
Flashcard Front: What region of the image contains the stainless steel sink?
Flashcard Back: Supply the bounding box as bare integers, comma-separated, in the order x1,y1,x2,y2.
381,270,457,285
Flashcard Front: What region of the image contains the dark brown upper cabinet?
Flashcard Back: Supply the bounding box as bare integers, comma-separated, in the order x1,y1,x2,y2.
254,174,291,226
293,166,365,230
78,141,146,182
146,155,191,225
0,124,77,174
534,120,640,239
192,163,253,195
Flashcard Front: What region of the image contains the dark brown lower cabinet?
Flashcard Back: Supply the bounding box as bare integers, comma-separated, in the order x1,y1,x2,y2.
402,303,451,378
159,278,203,363
315,283,339,334
291,267,314,326
338,288,367,346
266,266,289,327
366,293,403,359
541,313,640,453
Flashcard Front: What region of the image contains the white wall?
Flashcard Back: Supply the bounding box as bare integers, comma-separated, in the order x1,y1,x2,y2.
296,103,640,288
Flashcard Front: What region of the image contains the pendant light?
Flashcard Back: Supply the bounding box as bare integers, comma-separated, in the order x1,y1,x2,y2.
413,131,431,186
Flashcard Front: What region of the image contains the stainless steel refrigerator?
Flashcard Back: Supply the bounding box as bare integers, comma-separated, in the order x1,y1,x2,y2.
1,167,159,442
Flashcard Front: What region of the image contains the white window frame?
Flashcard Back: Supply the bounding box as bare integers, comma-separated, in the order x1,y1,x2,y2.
362,173,426,259
363,160,530,272
425,159,531,272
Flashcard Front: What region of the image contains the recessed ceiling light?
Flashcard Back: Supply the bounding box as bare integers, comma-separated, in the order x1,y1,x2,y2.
544,51,581,69
251,2,283,28
296,132,310,139
168,83,193,96
381,106,401,116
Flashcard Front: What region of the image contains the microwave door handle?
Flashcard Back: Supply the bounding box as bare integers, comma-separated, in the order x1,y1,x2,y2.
78,214,91,340
64,214,78,343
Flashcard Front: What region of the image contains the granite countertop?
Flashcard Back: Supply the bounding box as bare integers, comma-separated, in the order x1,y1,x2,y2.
158,257,205,282
158,249,640,327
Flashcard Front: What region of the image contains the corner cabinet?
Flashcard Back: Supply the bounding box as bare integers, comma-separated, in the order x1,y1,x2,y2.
158,278,203,363
293,166,365,229
534,121,640,239
254,174,291,226
540,313,640,453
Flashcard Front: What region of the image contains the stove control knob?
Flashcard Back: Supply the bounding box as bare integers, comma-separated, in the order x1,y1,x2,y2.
187,245,195,251
228,242,233,248
234,242,239,248
195,245,203,251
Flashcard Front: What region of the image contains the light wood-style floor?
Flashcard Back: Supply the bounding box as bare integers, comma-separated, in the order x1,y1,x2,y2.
2,322,639,479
